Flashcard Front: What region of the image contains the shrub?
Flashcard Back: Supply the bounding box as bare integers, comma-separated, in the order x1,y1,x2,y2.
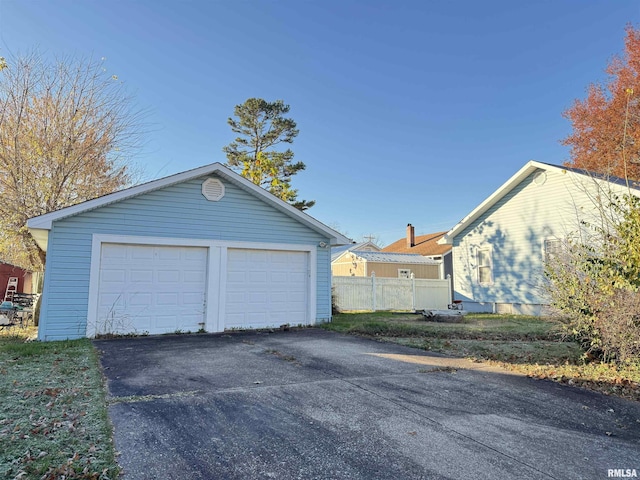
545,193,640,364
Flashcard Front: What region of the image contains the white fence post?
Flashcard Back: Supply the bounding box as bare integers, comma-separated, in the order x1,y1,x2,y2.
411,273,416,311
447,274,452,302
371,272,376,311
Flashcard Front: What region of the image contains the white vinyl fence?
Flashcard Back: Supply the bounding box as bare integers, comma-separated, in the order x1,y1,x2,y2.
332,274,452,312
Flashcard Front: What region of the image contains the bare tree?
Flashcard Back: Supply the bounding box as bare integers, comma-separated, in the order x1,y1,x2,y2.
0,52,144,270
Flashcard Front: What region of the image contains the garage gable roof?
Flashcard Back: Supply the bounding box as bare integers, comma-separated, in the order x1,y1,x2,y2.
438,160,640,245
27,162,351,250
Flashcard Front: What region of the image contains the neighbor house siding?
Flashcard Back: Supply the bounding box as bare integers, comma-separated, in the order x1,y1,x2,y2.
0,263,32,297
39,174,331,340
364,262,440,279
331,260,439,278
452,168,617,312
331,260,358,277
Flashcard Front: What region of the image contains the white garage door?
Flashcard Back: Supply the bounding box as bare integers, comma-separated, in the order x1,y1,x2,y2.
95,244,208,335
226,249,309,329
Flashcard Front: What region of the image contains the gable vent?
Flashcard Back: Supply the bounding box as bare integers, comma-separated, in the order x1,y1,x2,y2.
534,171,546,185
202,178,225,201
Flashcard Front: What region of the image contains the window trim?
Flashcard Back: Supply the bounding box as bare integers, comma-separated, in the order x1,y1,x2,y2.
543,237,562,264
477,247,492,285
398,268,411,279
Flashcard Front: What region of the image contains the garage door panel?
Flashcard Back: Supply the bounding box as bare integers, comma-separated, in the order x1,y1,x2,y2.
183,292,204,305
158,248,181,260
245,312,267,324
131,248,154,260
271,292,287,303
102,270,127,283
129,293,153,306
225,314,244,327
184,249,207,261
287,291,306,302
102,244,127,259
271,257,290,267
247,292,268,305
130,315,152,330
130,270,153,282
184,271,207,283
247,271,268,283
155,315,178,329
226,292,244,303
156,293,179,305
157,270,179,283
225,249,309,329
290,272,307,283
181,313,204,326
96,244,207,336
98,293,125,308
270,272,289,283
227,271,246,283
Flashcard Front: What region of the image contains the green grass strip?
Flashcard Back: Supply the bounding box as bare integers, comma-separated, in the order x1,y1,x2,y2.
0,336,119,479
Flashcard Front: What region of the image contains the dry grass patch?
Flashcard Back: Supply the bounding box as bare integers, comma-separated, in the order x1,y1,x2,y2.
323,312,640,401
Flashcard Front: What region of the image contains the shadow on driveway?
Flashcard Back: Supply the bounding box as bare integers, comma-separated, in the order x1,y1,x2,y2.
94,328,640,480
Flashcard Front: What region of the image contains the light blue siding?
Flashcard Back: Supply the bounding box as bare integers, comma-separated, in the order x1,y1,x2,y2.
451,168,620,314
39,174,331,340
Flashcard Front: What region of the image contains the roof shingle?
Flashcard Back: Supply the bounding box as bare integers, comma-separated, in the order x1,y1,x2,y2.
382,231,451,256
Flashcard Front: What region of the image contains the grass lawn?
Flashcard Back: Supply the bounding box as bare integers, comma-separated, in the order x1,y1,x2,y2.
0,326,119,479
322,312,640,402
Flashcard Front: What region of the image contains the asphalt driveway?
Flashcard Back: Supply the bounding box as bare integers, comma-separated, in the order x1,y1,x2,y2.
94,329,640,480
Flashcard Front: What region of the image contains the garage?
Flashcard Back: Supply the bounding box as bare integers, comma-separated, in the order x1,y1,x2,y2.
96,243,208,335
225,249,309,329
26,163,350,341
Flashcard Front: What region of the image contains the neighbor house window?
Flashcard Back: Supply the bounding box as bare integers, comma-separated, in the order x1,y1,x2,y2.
398,269,411,279
544,238,562,264
477,248,492,284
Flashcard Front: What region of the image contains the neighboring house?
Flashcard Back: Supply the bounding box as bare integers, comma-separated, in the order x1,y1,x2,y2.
0,262,33,300
27,163,350,341
438,160,639,315
331,241,381,263
331,250,440,279
382,224,452,280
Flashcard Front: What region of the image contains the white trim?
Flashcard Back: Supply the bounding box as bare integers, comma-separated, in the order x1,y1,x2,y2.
214,239,317,252
27,162,351,249
93,234,216,248
217,246,228,333
476,246,493,285
86,234,318,337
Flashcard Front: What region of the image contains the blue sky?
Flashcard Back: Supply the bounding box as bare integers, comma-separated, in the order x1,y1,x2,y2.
1,1,639,246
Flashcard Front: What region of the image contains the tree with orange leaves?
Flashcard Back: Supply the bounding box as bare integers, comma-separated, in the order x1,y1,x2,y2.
563,25,640,182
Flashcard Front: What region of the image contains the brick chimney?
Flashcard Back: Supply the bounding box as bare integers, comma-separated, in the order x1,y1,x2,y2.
406,224,415,248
